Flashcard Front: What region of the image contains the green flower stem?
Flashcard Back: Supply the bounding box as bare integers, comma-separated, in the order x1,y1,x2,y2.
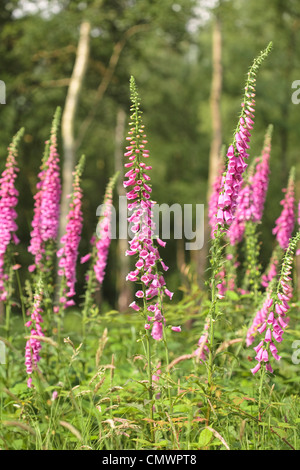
143,294,154,442
243,221,262,298
15,267,26,331
206,230,224,423
82,250,97,341
257,364,266,448
162,324,172,414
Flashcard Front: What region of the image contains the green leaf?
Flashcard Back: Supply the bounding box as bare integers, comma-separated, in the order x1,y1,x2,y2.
273,428,287,439
198,428,213,448
225,290,240,301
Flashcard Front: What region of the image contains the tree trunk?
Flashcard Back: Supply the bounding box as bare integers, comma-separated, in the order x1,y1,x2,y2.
196,16,223,286
59,21,91,245
114,108,132,311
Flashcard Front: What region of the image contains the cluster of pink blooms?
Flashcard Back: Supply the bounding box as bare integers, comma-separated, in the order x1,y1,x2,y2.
28,110,61,271
250,138,271,222
0,132,22,300
246,294,273,347
25,287,44,388
297,201,300,256
272,174,295,250
152,362,161,382
93,180,115,284
208,164,224,237
94,207,111,284
193,336,209,363
227,184,251,245
216,43,272,228
57,160,84,308
80,175,117,289
228,131,271,245
250,277,292,375
216,85,256,227
192,321,209,363
124,78,180,341
28,161,45,270
261,259,278,288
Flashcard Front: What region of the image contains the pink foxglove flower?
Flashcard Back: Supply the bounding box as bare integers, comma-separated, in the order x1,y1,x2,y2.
250,231,300,374
28,108,61,271
216,43,272,229
152,362,161,382
193,321,209,363
0,128,24,301
25,280,44,387
228,126,272,245
208,162,224,237
124,77,175,341
297,200,300,256
250,127,272,223
261,246,281,289
93,174,118,285
272,169,295,250
57,156,84,308
246,295,273,347
81,174,118,320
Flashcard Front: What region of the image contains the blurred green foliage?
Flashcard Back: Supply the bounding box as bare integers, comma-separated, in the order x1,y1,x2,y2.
0,0,300,308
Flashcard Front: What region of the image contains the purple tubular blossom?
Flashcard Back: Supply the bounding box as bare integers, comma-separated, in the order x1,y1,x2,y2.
81,175,118,320
28,108,62,271
208,163,224,238
216,117,252,227
227,184,249,245
249,231,300,375
246,294,273,347
272,170,295,250
27,163,45,271
296,200,300,256
40,133,61,242
0,128,24,301
193,334,209,363
93,175,118,285
228,126,272,245
216,43,272,229
250,130,272,222
192,320,209,363
57,156,84,308
25,283,44,387
124,77,174,340
94,204,111,284
261,259,278,288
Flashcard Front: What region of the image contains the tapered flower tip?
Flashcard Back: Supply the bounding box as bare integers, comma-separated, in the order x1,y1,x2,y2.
250,362,261,375
171,326,181,332
129,301,140,312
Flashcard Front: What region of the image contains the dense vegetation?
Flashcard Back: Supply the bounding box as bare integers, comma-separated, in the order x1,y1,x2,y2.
0,0,300,451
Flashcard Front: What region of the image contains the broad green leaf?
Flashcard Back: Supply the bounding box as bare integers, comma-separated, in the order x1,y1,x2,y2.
198,428,213,448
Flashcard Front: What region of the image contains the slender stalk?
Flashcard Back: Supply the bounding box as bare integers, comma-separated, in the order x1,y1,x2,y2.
162,324,172,414
207,276,216,393
257,365,266,449
146,330,154,440
15,267,26,330
82,265,96,341
258,364,265,419
143,293,154,441
5,300,11,384
206,231,224,424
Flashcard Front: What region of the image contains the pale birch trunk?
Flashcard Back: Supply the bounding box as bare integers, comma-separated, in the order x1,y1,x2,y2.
195,16,223,286
114,108,133,311
59,21,91,245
